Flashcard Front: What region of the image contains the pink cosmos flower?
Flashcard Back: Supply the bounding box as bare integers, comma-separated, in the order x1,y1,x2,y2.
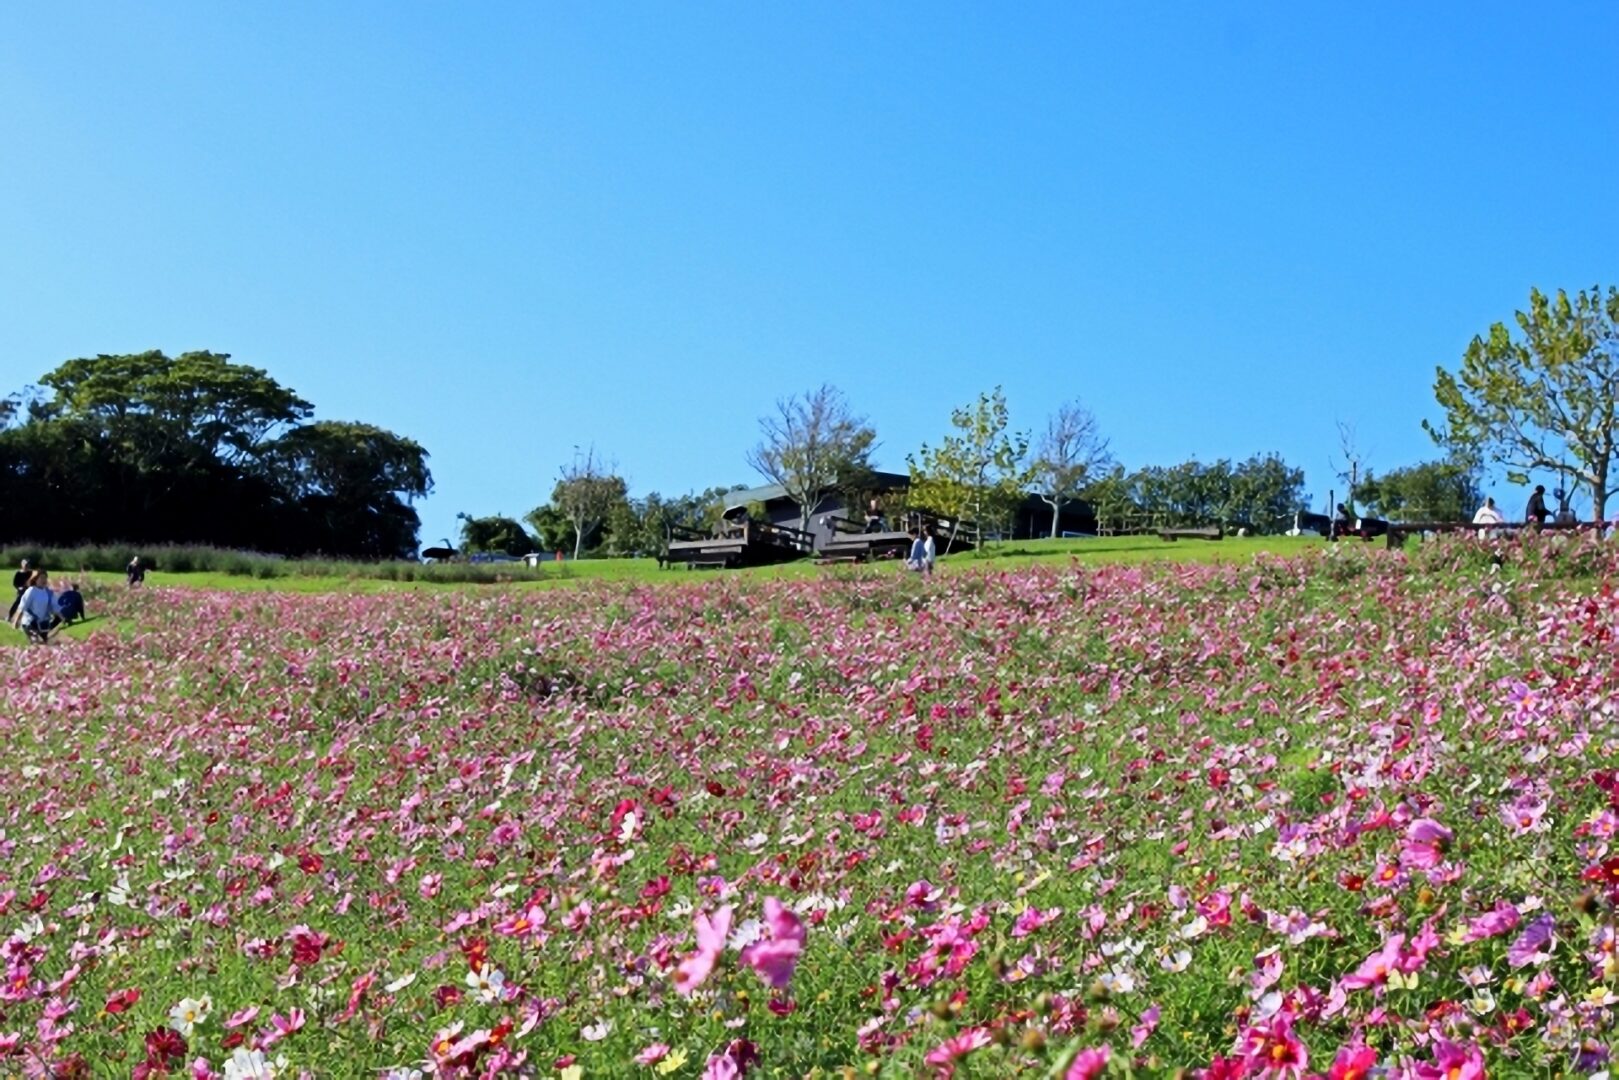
1413,1038,1485,1079
740,896,806,989
495,905,547,942
1132,1004,1161,1048
1066,1045,1111,1080
1341,934,1404,991
674,905,733,996
223,1006,260,1030
1326,1045,1376,1079
1237,1010,1308,1077
924,1026,993,1075
1400,818,1453,870
1508,914,1556,968
635,1043,671,1066
1462,901,1520,943
1500,795,1547,835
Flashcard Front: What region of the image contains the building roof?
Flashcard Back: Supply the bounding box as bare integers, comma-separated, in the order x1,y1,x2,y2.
724,470,910,511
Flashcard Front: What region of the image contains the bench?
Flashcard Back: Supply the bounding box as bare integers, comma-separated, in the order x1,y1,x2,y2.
1158,526,1223,542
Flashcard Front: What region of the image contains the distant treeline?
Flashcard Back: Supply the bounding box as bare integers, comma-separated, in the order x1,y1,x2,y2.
0,542,535,584
0,351,431,559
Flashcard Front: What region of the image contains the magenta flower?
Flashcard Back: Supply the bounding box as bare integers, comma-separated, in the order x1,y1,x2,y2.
1065,1044,1110,1080
740,896,806,989
1400,818,1453,870
674,905,732,996
1341,934,1404,991
1508,914,1556,968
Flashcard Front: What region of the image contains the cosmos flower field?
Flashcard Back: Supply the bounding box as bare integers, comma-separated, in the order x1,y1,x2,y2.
5,536,1619,1078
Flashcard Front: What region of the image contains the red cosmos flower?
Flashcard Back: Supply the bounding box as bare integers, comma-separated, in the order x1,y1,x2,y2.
286,924,331,967
461,936,489,974
142,1025,187,1066
104,987,142,1014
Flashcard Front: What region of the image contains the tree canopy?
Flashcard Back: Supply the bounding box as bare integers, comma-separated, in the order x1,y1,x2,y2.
1,351,432,558
1429,285,1619,520
745,385,878,533
908,387,1033,548
1352,457,1482,523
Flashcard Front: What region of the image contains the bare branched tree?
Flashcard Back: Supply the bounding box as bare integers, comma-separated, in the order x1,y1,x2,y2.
552,446,627,561
1032,400,1112,538
745,385,878,533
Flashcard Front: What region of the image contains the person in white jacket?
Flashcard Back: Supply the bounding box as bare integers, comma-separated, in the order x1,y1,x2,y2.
12,569,63,643
1472,498,1505,525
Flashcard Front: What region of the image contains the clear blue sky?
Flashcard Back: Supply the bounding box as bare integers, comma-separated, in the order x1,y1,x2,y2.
5,3,1617,543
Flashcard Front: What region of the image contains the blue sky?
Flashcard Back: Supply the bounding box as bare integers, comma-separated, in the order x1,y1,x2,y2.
4,3,1617,544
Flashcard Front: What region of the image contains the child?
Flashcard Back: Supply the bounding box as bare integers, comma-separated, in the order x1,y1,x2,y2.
57,583,86,623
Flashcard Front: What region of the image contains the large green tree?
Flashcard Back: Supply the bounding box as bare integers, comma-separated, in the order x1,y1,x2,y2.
0,351,431,556
1352,457,1482,522
457,514,537,558
1429,285,1619,521
261,421,432,558
908,387,1033,550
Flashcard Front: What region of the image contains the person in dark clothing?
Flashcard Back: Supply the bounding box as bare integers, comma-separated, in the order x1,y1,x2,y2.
1329,503,1353,542
1525,485,1550,526
57,584,85,624
126,556,146,587
7,559,28,620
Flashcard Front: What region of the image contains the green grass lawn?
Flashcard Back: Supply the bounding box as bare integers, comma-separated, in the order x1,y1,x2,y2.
82,533,1328,593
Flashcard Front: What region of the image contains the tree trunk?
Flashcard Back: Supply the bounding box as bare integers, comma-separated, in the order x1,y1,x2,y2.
1044,496,1062,539
1595,463,1608,524
572,525,584,561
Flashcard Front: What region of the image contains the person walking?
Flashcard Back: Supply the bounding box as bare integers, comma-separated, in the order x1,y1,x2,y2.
126,555,146,587
1472,498,1505,525
1525,485,1550,527
8,558,29,621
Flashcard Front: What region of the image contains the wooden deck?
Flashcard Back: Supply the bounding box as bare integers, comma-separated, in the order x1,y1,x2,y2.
815,513,976,563
663,520,814,569
816,529,916,563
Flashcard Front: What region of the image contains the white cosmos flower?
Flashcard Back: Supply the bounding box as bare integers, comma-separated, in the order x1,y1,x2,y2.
465,967,507,1004
169,995,213,1037
222,1048,288,1080
384,971,417,993
1160,949,1192,972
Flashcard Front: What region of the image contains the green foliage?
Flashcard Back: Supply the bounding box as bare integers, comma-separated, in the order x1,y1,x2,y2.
523,504,573,553
1352,457,1483,522
1,351,431,557
1122,454,1306,532
457,513,537,557
1430,285,1619,519
547,447,630,560
908,387,1034,546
